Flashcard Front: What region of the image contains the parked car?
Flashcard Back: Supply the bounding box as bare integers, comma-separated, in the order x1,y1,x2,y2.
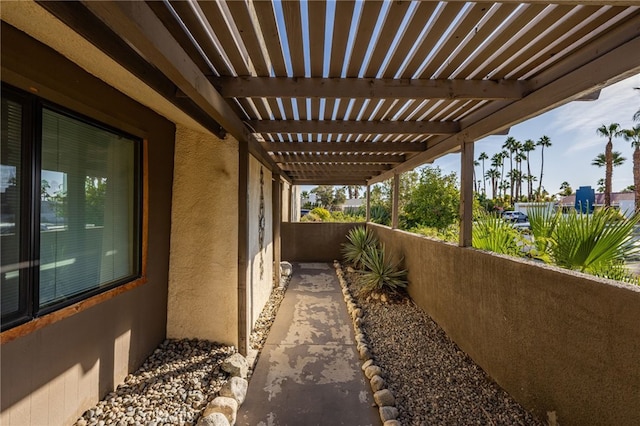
502,211,528,223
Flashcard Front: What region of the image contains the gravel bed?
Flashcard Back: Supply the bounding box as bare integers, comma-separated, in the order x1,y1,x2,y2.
249,274,291,351
342,266,544,426
74,339,235,426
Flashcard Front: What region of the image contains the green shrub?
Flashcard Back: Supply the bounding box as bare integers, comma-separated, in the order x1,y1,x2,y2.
342,226,378,269
310,207,331,221
472,212,524,256
369,205,391,225
359,244,408,296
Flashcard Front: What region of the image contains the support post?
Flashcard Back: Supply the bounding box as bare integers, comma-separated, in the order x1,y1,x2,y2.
272,175,282,288
237,142,249,355
392,173,400,229
288,184,293,222
459,140,475,247
366,184,371,222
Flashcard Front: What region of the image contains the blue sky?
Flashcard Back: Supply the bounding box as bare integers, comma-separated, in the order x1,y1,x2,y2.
433,74,640,196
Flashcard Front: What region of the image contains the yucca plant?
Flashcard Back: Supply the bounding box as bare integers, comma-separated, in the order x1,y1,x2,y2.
359,244,408,296
342,226,378,269
472,212,524,256
551,207,639,275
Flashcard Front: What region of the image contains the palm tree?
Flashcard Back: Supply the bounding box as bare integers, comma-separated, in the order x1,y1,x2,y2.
596,123,622,207
622,125,640,212
591,151,626,168
478,152,489,195
559,181,572,196
515,151,526,200
486,168,500,199
536,135,552,200
502,137,520,200
522,139,536,200
490,152,504,198
473,160,480,192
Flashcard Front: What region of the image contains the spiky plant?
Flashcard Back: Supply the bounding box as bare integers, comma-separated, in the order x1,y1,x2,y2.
342,226,378,269
472,212,524,256
551,207,639,275
359,244,408,296
527,206,561,263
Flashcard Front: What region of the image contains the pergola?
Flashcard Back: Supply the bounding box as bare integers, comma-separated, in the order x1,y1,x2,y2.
39,0,640,243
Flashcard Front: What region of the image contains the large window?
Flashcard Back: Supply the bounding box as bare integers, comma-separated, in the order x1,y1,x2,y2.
1,85,142,331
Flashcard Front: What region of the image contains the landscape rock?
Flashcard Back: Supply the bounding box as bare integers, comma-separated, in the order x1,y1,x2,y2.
219,376,248,404
280,261,292,277
374,389,395,407
370,375,385,392
196,413,230,426
222,353,249,378
365,364,383,379
203,397,238,425
379,406,399,421
384,420,401,426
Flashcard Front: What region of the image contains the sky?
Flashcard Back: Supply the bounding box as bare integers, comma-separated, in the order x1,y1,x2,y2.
432,74,640,196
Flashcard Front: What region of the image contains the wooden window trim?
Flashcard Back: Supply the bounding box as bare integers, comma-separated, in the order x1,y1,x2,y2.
0,140,149,345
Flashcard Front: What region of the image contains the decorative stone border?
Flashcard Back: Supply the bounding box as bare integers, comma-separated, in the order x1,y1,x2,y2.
333,261,400,426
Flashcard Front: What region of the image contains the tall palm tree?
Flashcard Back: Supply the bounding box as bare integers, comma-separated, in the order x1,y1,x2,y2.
502,137,519,200
515,151,526,200
478,152,489,195
591,151,626,168
486,168,500,200
473,160,480,193
536,135,552,200
490,152,503,198
522,139,536,200
596,123,622,207
622,125,640,212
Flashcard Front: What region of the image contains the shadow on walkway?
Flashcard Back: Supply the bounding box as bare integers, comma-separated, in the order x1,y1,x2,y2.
238,262,380,426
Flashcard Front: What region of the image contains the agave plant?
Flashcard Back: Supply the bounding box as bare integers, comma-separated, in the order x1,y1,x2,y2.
551,207,639,276
472,212,524,256
359,244,408,296
342,226,378,269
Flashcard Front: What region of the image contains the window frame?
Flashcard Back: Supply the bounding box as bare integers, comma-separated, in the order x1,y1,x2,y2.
1,83,145,335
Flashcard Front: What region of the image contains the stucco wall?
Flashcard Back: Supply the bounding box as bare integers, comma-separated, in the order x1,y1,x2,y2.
369,223,640,426
247,156,274,333
0,26,174,425
281,223,360,262
167,125,239,344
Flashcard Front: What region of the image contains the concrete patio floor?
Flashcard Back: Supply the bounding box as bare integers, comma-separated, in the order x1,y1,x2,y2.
237,262,380,426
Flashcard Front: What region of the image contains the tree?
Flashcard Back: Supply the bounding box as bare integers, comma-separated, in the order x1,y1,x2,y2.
490,152,505,199
522,139,536,200
559,181,573,196
478,152,489,195
591,151,626,168
502,137,519,200
344,185,362,199
403,167,460,230
311,185,337,209
536,135,552,201
622,125,640,212
473,160,480,193
486,168,500,200
596,123,622,207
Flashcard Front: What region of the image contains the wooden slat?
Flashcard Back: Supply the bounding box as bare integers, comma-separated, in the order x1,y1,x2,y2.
261,141,426,153
280,163,392,172
273,153,405,164
225,0,270,75
437,3,520,78
168,1,234,75
363,1,413,78
381,2,439,78
252,1,287,75
329,1,357,76
216,77,528,100
399,2,466,79
308,1,326,77
249,120,460,135
292,178,369,185
197,1,254,76
281,1,305,76
345,1,384,77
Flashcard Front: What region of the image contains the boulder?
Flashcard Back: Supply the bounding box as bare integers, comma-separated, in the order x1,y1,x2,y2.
196,413,230,426
219,376,249,404
222,353,249,379
203,396,238,425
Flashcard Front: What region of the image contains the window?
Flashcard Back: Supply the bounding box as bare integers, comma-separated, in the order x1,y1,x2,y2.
1,84,142,331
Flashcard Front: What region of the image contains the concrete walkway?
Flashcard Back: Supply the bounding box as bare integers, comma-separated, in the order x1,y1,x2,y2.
237,262,380,426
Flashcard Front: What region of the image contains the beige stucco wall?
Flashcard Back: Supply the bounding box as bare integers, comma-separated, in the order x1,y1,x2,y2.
247,156,274,334
369,223,640,426
167,125,239,344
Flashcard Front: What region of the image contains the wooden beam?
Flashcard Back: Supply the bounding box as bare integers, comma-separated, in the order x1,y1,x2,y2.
370,29,640,184
459,141,474,247
215,76,529,100
292,179,369,185
392,173,399,229
272,153,405,164
260,141,426,153
366,185,371,222
249,120,459,135
237,134,249,354
279,163,392,172
77,1,278,173
272,175,281,288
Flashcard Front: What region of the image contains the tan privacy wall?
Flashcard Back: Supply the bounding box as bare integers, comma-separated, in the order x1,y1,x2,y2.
0,26,174,425
281,223,360,262
167,125,239,344
369,224,640,426
247,156,273,336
